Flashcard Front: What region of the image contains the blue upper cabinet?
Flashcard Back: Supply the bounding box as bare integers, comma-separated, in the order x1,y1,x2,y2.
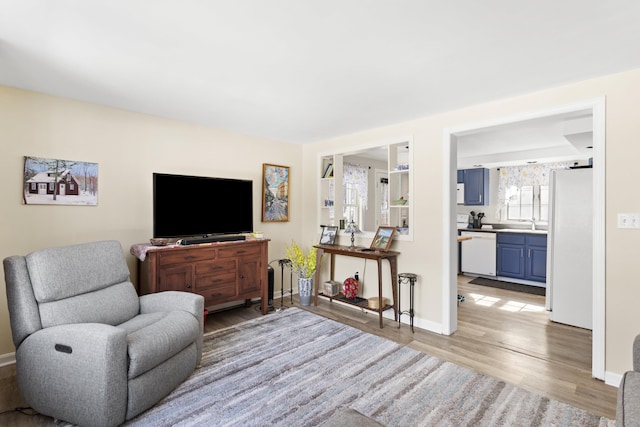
457,170,464,184
462,168,489,206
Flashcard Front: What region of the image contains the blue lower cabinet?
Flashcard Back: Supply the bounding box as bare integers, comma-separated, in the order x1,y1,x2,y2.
525,235,547,283
497,233,547,283
497,234,526,279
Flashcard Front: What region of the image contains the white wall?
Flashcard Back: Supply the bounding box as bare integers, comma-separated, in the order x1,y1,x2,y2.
0,86,302,357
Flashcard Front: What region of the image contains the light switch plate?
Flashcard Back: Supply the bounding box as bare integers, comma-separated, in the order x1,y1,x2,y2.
618,213,640,229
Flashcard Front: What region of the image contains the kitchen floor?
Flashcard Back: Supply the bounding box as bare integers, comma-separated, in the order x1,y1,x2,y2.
454,274,615,418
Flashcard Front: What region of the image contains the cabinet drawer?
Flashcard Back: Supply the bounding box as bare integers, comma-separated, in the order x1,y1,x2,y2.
158,248,216,266
497,233,525,245
526,234,547,247
195,260,236,276
218,244,261,258
195,272,237,291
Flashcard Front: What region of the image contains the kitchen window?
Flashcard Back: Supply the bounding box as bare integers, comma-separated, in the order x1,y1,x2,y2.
499,161,573,223
506,185,549,221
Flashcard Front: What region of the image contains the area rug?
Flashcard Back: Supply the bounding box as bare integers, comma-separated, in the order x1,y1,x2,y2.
125,308,611,427
469,277,546,296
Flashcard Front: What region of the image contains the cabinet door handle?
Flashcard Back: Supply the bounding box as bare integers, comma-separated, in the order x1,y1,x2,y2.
186,284,192,289
528,249,531,258
521,249,523,257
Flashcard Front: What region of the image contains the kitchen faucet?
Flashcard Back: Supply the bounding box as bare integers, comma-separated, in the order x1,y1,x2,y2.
531,216,536,231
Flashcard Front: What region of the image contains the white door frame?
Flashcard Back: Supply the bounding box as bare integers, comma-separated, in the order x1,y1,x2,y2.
441,97,606,380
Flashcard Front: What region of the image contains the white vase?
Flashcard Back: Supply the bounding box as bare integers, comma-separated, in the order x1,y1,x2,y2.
298,277,313,306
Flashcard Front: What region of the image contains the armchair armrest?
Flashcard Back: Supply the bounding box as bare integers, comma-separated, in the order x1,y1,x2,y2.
16,323,128,427
139,291,204,325
139,291,205,365
634,335,640,372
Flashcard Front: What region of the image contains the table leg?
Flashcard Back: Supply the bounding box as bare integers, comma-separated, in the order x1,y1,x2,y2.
389,256,398,321
397,274,402,328
313,247,324,306
377,260,383,328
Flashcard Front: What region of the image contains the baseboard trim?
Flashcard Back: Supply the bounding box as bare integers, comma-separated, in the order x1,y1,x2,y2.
0,352,16,367
313,295,443,334
605,371,622,389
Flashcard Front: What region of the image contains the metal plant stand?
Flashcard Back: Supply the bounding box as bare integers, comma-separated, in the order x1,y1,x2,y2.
277,258,293,310
397,273,418,332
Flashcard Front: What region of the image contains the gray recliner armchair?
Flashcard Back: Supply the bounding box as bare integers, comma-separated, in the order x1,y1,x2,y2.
618,334,640,426
3,240,204,427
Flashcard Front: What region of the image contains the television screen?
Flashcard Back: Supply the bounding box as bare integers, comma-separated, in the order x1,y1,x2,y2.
153,173,253,238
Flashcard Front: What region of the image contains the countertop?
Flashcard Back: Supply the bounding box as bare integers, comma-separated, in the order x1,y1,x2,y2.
458,227,548,235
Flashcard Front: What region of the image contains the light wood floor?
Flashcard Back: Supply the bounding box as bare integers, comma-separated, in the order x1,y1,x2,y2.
0,277,618,425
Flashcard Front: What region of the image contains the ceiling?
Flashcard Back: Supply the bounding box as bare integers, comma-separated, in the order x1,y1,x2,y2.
456,110,594,169
2,1,640,144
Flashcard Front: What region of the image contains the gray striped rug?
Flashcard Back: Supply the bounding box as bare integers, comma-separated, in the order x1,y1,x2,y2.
126,308,614,426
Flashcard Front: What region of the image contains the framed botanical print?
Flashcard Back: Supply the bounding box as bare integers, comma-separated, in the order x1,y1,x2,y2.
262,163,290,222
370,226,396,251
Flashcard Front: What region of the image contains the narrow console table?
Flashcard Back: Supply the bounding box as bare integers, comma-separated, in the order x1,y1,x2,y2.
313,244,399,328
133,238,270,315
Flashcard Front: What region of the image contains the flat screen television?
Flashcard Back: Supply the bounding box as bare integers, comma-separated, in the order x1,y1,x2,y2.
153,173,253,239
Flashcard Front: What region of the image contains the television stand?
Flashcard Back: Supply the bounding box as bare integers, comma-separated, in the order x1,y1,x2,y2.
137,239,270,315
180,235,247,245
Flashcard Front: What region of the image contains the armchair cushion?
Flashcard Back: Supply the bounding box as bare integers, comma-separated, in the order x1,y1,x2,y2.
26,240,130,301
38,281,139,328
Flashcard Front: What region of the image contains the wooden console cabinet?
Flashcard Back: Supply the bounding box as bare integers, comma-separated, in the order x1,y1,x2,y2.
138,239,269,314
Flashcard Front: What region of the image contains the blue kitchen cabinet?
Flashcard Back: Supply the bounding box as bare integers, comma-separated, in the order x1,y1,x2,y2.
497,233,526,279
463,168,489,206
457,170,464,183
497,233,547,283
525,234,547,283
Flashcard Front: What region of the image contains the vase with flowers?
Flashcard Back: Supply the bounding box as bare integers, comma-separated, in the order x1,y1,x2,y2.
285,241,318,306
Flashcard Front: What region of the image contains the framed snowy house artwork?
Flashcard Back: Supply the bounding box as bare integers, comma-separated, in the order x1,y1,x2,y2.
23,156,98,206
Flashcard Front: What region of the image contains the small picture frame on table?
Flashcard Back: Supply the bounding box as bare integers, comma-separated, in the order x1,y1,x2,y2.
370,226,397,251
319,225,338,245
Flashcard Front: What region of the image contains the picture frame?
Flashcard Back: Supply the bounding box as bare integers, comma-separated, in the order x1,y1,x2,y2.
319,225,338,245
262,163,290,222
370,226,397,251
23,156,99,206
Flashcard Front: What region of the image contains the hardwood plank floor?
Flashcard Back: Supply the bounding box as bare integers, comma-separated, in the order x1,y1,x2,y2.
297,275,617,420
0,277,618,425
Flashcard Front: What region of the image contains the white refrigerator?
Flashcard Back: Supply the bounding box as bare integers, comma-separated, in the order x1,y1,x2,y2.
546,168,593,330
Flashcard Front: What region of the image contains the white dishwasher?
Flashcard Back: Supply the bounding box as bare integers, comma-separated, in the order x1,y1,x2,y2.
460,231,496,277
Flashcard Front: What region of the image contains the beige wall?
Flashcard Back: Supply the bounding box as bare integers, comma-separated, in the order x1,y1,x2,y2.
0,86,302,356
4,67,640,379
302,68,640,379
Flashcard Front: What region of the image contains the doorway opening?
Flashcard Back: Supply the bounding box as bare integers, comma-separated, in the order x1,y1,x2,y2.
442,98,606,380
